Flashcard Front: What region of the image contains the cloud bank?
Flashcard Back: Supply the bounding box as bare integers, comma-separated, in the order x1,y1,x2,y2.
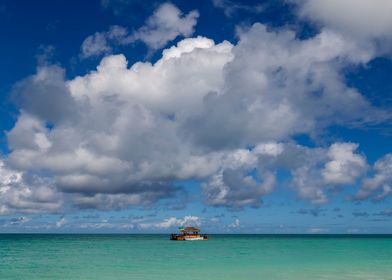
2,3,392,214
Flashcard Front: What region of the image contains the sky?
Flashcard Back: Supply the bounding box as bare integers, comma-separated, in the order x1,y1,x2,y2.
0,0,391,234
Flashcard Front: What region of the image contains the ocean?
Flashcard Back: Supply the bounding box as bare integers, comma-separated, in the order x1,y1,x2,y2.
1,234,391,280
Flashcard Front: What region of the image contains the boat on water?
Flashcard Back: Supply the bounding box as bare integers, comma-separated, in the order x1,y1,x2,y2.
170,226,208,241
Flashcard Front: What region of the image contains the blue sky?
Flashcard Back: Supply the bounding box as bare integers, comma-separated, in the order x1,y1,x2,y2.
0,0,391,233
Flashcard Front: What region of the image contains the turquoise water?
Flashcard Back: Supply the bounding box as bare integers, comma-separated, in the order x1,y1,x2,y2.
1,234,391,280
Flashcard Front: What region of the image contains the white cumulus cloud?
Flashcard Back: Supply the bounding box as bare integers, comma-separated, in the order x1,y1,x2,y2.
322,143,368,185
81,3,199,58
0,160,62,214
355,153,392,201
296,0,392,55
4,20,391,213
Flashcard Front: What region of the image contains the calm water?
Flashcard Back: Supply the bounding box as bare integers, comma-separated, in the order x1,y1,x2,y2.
0,234,391,280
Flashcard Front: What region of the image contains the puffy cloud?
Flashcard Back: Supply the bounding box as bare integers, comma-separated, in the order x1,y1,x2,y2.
202,169,275,209
7,36,233,212
296,0,392,56
81,32,112,58
81,3,199,57
206,142,366,205
5,22,390,213
297,0,392,41
322,143,367,185
132,3,199,50
203,142,367,207
355,153,392,200
290,143,367,204
0,160,62,214
80,25,131,58
182,25,381,150
197,143,280,208
11,65,77,125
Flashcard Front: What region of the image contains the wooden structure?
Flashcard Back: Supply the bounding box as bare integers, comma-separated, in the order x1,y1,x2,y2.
170,226,208,241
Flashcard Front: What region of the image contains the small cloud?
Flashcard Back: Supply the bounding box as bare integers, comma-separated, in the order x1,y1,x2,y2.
212,0,264,17
228,218,240,228
10,216,30,225
354,154,392,201
132,3,199,50
81,3,199,58
56,217,67,228
80,31,113,58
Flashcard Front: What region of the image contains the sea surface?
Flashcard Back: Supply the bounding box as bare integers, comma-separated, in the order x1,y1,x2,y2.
0,234,391,280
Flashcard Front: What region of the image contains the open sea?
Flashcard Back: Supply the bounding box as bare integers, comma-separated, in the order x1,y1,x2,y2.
0,234,391,280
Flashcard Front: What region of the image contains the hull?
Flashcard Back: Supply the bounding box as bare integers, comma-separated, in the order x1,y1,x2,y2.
184,236,204,241
170,234,208,241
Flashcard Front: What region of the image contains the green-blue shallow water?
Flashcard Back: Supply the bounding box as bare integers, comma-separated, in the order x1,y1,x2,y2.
1,234,391,280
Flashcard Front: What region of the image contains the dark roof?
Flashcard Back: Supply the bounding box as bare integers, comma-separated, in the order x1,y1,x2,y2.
181,227,200,232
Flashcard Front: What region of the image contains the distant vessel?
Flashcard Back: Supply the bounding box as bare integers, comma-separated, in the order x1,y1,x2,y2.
170,226,208,241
